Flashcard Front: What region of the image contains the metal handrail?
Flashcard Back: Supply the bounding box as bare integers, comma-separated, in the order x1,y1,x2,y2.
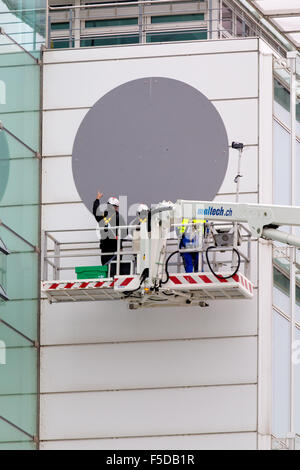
46,0,287,56
42,220,251,282
49,0,206,11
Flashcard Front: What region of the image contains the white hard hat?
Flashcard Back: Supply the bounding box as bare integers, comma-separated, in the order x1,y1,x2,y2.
137,203,149,214
107,196,120,207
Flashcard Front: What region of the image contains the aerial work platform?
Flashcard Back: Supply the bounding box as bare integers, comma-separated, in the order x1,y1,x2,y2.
41,199,300,309
42,271,253,308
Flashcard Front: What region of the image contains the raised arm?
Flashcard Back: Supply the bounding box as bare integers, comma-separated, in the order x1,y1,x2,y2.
93,191,104,222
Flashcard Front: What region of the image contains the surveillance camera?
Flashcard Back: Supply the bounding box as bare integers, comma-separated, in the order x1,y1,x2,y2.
232,142,244,149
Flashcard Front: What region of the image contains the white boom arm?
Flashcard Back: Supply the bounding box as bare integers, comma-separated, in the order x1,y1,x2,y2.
172,200,300,245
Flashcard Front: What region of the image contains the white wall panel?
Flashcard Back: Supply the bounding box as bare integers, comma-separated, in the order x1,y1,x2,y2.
42,108,88,156
218,146,258,194
41,292,257,345
43,38,259,65
42,202,94,231
40,337,257,393
214,193,258,203
40,385,257,440
42,157,81,204
43,52,258,110
214,99,258,145
40,432,257,450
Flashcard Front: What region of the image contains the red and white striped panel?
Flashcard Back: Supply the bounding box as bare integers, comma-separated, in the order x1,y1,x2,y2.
42,275,140,293
165,272,254,297
42,279,117,291
113,276,140,291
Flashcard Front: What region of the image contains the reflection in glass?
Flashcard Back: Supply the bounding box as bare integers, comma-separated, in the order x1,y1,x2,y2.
272,310,291,437
273,121,291,205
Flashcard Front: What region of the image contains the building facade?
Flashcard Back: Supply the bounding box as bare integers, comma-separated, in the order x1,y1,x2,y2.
0,0,299,451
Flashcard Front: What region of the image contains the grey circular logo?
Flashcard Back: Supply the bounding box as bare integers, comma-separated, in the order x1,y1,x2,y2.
72,77,229,214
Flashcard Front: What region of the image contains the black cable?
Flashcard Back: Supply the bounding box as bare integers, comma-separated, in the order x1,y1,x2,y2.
205,246,241,280
123,268,149,297
161,250,180,285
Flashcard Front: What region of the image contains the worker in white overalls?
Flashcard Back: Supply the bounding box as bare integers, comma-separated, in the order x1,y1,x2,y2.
132,204,150,274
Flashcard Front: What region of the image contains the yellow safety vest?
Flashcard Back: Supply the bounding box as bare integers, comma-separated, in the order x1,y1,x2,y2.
179,218,205,234
103,215,113,225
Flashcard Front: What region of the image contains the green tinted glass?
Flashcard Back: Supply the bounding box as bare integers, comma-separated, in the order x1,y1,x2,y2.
0,300,38,342
52,39,74,48
0,224,36,254
51,22,70,30
0,14,41,448
0,0,46,53
0,205,39,248
0,63,40,114
0,129,36,160
0,158,39,207
0,394,37,438
274,79,300,123
0,441,36,450
0,417,33,443
0,34,38,65
0,253,7,293
151,13,205,23
0,321,35,348
0,111,39,152
81,35,139,47
147,29,207,43
0,347,37,395
86,18,138,28
5,252,38,301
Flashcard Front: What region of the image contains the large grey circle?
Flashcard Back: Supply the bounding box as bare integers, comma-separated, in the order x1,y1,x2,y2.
72,77,229,214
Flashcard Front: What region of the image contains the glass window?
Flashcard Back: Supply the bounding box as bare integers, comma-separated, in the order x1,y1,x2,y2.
0,300,38,343
273,120,291,205
0,441,36,450
0,417,33,443
0,63,40,114
295,329,300,435
0,347,37,395
222,2,233,35
272,310,291,437
0,111,40,152
273,263,300,322
81,35,139,47
0,205,39,249
5,252,38,301
51,22,70,31
296,141,300,207
0,394,37,439
147,30,207,43
0,157,39,207
0,0,46,53
85,18,138,28
273,265,290,315
0,11,40,450
236,16,243,37
0,252,8,298
151,14,205,24
274,79,300,124
52,39,74,48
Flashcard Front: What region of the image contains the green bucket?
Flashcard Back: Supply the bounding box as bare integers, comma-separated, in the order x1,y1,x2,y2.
75,265,108,280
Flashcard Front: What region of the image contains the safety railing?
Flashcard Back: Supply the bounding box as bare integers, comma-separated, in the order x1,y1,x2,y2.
42,221,252,282
47,0,287,56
